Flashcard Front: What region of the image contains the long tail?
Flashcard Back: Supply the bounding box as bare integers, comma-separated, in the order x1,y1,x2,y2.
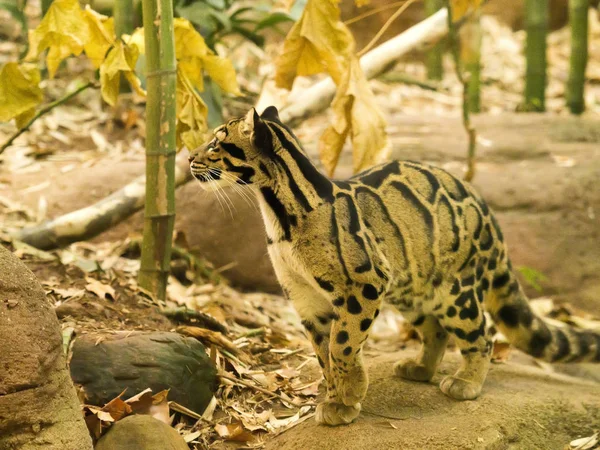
486,263,600,363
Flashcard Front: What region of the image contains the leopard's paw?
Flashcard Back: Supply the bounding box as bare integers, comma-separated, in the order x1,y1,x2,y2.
439,375,482,400
315,401,361,426
335,365,368,406
393,359,435,382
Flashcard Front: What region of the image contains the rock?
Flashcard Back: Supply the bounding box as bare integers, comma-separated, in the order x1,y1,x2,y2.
95,415,188,450
266,349,600,450
0,245,93,450
69,331,217,415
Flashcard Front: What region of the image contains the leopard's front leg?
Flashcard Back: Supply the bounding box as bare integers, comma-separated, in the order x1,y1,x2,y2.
315,284,383,426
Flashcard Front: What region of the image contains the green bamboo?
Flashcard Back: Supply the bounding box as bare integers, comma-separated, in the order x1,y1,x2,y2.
461,11,482,113
41,0,52,16
425,0,445,80
566,0,589,115
138,0,177,301
524,0,549,112
114,0,134,37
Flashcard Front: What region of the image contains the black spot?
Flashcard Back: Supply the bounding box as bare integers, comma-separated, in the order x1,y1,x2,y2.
462,275,475,287
347,295,363,315
475,261,485,281
455,290,478,320
487,257,497,271
317,356,325,368
355,261,372,274
432,273,443,288
450,279,461,295
491,214,504,242
333,297,345,307
360,318,372,331
266,236,274,245
336,331,349,344
481,278,490,291
465,321,486,342
458,244,478,272
446,306,457,318
412,316,426,326
374,309,380,318
551,330,571,362
480,223,494,251
343,346,352,356
375,267,387,280
315,334,324,345
576,332,594,360
301,320,315,332
315,277,335,292
259,187,295,241
259,162,271,178
530,326,552,357
492,272,511,289
362,284,379,300
317,316,330,325
329,311,340,321
497,305,520,328
334,180,352,190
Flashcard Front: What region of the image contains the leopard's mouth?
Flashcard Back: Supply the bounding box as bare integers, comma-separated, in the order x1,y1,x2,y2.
190,163,229,191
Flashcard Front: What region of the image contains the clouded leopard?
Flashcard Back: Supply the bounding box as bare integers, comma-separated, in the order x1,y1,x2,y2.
189,106,600,426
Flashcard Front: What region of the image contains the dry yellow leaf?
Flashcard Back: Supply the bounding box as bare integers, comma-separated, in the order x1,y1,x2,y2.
275,0,355,90
355,0,371,6
202,54,242,96
99,41,145,106
0,62,43,125
450,0,483,21
319,57,389,176
82,6,115,68
26,0,89,78
176,66,209,151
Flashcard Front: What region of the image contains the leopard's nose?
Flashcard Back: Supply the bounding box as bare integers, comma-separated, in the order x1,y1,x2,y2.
188,155,195,163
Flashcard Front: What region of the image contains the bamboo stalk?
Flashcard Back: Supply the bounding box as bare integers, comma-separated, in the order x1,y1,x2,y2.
425,0,444,80
138,0,177,301
524,0,549,112
114,0,134,37
446,1,477,182
461,10,482,113
566,0,589,115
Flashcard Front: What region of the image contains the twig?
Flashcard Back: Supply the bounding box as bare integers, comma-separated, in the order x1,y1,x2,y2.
446,1,477,182
344,0,411,26
379,72,442,91
218,371,318,407
161,307,228,333
357,0,419,57
0,81,99,155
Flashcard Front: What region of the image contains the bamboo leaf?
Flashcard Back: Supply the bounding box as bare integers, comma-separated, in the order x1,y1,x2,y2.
82,5,115,69
318,57,389,176
25,0,89,78
99,41,145,106
0,62,43,125
274,0,354,90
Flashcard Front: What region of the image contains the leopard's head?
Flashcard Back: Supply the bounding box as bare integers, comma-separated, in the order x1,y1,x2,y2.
189,106,282,191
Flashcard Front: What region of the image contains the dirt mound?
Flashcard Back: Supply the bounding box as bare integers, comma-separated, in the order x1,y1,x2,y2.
265,350,600,450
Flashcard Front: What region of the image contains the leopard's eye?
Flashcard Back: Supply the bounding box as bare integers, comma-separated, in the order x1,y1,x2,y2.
207,146,218,154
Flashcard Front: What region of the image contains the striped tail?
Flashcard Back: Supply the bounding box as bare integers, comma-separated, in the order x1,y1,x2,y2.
486,265,600,363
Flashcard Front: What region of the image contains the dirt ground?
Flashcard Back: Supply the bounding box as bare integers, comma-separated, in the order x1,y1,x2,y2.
265,349,600,450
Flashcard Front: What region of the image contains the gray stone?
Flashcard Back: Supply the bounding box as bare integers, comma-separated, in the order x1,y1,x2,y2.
70,331,217,415
95,415,188,450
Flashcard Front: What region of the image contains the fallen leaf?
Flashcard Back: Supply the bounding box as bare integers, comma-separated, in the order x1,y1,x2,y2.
570,432,599,450
214,422,254,442
491,341,511,363
85,277,116,300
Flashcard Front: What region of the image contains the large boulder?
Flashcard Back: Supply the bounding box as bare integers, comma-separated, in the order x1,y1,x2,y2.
69,331,217,415
0,245,93,450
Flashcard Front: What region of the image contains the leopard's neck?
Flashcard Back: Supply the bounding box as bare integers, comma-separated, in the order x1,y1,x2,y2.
256,121,334,243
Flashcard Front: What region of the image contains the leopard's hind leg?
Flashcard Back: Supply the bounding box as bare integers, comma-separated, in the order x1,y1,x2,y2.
394,315,449,381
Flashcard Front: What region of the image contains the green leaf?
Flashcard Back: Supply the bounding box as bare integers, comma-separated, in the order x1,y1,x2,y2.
516,266,548,292
254,11,294,33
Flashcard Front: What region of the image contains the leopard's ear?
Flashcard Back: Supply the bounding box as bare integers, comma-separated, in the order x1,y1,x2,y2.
260,105,280,122
244,108,273,152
